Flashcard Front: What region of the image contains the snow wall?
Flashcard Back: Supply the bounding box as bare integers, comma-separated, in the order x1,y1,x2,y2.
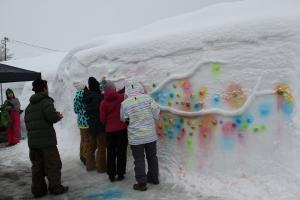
52,0,300,196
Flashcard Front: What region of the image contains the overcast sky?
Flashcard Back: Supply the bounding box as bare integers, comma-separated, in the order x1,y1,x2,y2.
0,0,236,57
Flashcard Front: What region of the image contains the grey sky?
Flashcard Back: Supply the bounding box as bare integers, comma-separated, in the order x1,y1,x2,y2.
0,0,237,54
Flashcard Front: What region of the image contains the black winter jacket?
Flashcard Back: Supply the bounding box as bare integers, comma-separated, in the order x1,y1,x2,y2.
83,88,105,134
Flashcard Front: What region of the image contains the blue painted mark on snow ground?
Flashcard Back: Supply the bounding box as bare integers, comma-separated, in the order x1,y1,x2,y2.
82,188,123,200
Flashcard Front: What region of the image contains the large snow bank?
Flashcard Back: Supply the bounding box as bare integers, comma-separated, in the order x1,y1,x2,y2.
51,0,300,199
53,0,300,199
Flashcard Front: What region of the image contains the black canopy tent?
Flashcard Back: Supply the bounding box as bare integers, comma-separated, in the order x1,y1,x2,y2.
0,63,41,104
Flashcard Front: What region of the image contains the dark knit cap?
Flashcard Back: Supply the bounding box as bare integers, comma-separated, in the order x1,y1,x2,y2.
88,77,100,93
32,79,47,92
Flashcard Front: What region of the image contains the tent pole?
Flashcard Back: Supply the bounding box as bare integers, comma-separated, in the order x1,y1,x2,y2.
0,83,2,105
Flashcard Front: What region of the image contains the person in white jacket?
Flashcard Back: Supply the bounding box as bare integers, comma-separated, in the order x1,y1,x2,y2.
121,79,160,191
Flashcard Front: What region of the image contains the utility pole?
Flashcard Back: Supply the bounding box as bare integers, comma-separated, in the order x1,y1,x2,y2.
4,37,8,61
1,37,8,104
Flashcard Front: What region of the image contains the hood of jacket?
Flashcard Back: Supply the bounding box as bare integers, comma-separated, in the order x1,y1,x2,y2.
125,79,145,98
29,92,52,104
104,88,119,102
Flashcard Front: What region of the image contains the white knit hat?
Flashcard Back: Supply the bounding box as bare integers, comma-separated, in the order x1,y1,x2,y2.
73,81,86,91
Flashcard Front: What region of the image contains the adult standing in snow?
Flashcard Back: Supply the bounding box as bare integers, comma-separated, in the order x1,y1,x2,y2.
83,77,107,172
100,81,128,182
3,88,21,146
120,79,160,191
25,79,68,198
73,81,89,165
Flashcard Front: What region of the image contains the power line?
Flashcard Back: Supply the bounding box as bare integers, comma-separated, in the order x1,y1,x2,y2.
9,38,63,52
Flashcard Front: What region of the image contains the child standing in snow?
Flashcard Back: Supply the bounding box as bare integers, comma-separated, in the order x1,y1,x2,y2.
4,88,21,146
120,79,160,191
100,81,128,182
73,81,89,166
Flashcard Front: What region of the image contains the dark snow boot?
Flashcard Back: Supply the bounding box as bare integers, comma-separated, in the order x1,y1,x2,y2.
49,185,69,195
147,178,159,185
133,183,147,191
33,191,47,199
109,175,115,182
117,175,124,181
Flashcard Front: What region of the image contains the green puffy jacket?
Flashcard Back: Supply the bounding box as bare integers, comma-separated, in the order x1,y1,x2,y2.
25,92,61,148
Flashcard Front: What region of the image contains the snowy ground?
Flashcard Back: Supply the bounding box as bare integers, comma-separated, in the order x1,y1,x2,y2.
1,132,300,200
1,0,300,200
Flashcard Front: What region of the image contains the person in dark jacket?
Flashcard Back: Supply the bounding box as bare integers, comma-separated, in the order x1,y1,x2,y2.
100,81,128,182
24,79,68,198
83,77,107,172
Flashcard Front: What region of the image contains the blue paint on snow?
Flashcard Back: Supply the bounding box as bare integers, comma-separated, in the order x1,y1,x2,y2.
82,189,123,200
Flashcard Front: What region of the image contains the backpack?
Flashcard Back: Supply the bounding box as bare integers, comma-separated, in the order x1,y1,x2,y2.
0,109,11,128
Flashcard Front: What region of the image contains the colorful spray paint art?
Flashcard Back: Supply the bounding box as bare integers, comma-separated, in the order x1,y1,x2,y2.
150,62,294,168
276,83,294,116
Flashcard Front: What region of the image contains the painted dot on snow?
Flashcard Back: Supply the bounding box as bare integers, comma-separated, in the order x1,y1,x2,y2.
179,80,186,86
169,93,175,98
276,83,294,103
199,87,208,96
241,122,248,130
193,103,201,110
152,83,156,88
224,83,247,108
260,125,267,132
211,63,221,76
282,101,294,116
212,120,218,126
246,114,254,124
235,117,242,124
212,94,221,104
168,102,172,106
185,102,191,108
252,127,259,133
259,103,272,117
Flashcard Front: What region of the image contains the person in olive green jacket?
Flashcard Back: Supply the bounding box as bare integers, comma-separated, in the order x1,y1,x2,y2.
25,79,68,198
